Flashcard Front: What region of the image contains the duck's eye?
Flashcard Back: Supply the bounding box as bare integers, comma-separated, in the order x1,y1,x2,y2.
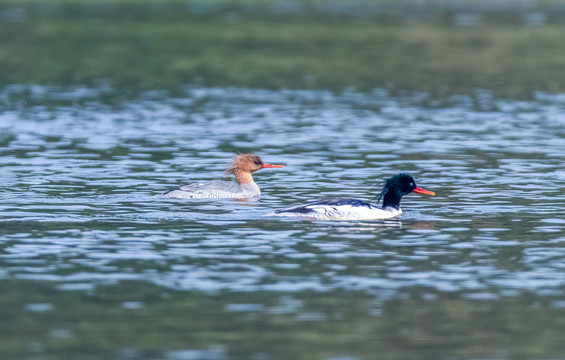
410,183,415,187
254,161,262,165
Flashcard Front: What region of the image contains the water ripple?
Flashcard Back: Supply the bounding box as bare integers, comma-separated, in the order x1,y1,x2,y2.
1,85,565,300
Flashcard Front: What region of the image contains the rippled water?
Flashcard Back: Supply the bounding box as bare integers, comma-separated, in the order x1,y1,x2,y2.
1,85,565,359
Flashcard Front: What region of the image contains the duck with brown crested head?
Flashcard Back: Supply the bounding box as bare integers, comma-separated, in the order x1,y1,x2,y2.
161,154,284,199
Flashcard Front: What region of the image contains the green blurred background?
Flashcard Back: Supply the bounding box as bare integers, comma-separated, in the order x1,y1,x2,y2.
3,0,565,97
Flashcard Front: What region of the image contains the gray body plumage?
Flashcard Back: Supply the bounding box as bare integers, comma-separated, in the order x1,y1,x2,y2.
162,180,260,199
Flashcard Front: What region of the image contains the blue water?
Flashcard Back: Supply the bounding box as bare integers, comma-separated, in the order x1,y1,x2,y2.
1,85,565,359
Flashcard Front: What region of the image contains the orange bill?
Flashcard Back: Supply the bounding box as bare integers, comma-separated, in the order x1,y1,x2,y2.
261,163,284,168
413,186,435,196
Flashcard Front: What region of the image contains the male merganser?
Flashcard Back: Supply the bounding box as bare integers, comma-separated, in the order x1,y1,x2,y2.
274,173,435,220
162,154,284,199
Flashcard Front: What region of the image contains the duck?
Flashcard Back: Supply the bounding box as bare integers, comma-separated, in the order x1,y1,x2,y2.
161,154,284,199
274,173,435,220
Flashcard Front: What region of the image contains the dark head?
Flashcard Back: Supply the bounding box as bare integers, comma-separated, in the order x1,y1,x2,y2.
377,173,435,209
224,154,284,177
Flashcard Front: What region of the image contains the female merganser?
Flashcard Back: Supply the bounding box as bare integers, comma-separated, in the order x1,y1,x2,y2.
162,154,284,199
274,173,435,220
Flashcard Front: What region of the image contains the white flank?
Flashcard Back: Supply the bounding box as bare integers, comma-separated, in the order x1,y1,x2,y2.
276,204,402,220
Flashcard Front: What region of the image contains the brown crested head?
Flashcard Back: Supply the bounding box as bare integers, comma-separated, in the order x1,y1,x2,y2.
224,154,265,176
224,154,284,185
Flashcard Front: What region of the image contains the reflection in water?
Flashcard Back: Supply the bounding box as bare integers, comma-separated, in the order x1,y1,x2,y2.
2,85,565,359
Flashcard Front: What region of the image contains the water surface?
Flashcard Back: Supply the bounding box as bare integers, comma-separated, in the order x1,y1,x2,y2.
1,85,565,359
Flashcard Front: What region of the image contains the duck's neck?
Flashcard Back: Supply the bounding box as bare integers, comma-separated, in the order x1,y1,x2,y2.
233,170,254,185
381,189,403,210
